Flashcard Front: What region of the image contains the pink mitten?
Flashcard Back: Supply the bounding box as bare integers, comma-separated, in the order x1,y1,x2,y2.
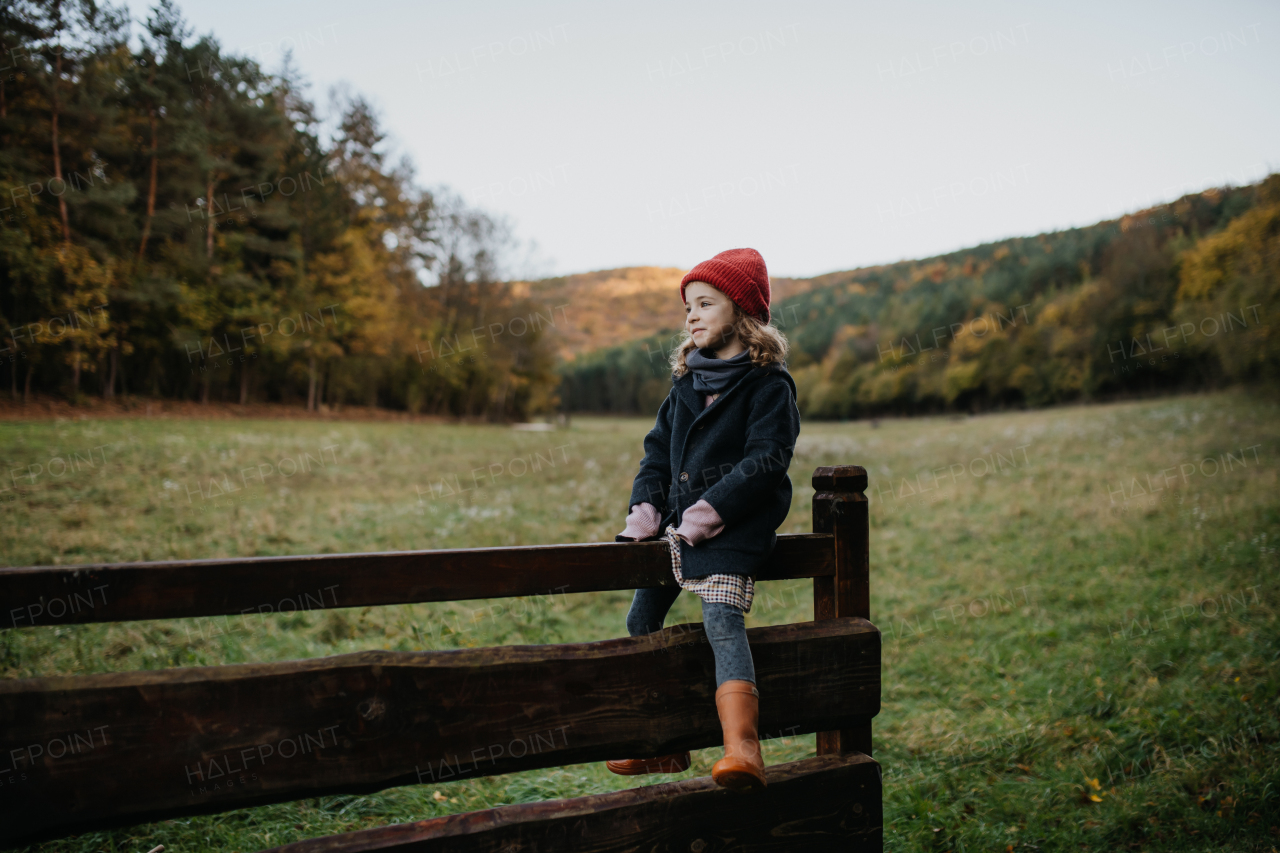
618,501,661,540
672,499,725,546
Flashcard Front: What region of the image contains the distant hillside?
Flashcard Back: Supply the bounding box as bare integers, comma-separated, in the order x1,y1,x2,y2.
556,176,1279,417
515,267,685,361
517,266,817,362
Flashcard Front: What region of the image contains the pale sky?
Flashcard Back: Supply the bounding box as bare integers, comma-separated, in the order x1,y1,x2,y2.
128,0,1279,279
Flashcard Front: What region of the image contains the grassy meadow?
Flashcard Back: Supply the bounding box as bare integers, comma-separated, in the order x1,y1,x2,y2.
2,390,1278,852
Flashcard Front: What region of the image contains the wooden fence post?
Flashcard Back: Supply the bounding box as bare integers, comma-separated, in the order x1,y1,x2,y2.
812,465,872,757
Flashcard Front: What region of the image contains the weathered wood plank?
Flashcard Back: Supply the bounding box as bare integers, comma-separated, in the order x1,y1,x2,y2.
0,534,834,629
0,617,879,847
813,465,873,759
263,753,883,853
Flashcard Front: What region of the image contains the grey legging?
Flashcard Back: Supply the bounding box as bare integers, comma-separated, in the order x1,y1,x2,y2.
626,586,756,687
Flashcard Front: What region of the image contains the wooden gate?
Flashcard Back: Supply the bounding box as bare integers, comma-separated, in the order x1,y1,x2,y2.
0,465,880,851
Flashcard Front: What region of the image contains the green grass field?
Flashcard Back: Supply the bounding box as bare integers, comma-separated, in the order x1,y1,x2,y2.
3,390,1278,852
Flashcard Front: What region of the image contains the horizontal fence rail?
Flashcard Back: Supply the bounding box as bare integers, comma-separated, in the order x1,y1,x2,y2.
0,464,881,851
0,616,880,847
265,753,883,853
0,534,835,628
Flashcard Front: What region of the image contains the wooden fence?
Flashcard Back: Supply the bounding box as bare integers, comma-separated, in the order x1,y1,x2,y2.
0,465,880,852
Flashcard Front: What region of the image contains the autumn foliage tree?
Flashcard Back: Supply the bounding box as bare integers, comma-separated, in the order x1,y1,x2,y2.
0,1,559,418
1175,175,1279,386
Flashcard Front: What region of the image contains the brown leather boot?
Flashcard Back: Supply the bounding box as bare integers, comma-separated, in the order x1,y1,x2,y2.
711,680,767,791
605,752,691,776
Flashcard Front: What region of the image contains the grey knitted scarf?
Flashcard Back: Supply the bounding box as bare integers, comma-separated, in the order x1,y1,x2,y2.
685,347,754,394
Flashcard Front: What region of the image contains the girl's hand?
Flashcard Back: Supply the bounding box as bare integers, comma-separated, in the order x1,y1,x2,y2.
670,500,724,546
618,502,660,540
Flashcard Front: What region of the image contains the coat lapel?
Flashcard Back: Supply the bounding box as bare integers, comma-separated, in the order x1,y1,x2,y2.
675,371,702,416
691,361,768,422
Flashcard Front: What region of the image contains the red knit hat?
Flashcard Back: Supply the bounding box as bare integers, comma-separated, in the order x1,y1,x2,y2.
680,248,771,324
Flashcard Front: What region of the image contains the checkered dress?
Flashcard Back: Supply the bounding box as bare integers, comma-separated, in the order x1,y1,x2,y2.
664,524,754,613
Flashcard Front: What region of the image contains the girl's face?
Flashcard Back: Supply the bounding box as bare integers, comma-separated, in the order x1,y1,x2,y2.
684,281,738,352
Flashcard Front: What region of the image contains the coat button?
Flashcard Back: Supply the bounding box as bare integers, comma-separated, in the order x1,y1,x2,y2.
679,472,689,481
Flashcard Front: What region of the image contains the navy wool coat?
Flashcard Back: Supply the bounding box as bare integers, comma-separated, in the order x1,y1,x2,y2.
619,360,801,579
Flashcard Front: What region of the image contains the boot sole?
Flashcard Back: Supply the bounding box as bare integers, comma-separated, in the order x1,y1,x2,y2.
605,755,691,775
712,768,767,792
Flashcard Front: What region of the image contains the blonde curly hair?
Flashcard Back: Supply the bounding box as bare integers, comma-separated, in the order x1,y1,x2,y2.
669,297,790,377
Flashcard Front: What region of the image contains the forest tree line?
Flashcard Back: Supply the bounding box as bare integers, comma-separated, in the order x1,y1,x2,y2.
0,0,561,417
3,3,1275,421
559,176,1279,417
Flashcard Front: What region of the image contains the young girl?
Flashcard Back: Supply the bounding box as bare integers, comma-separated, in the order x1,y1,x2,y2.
609,247,800,792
